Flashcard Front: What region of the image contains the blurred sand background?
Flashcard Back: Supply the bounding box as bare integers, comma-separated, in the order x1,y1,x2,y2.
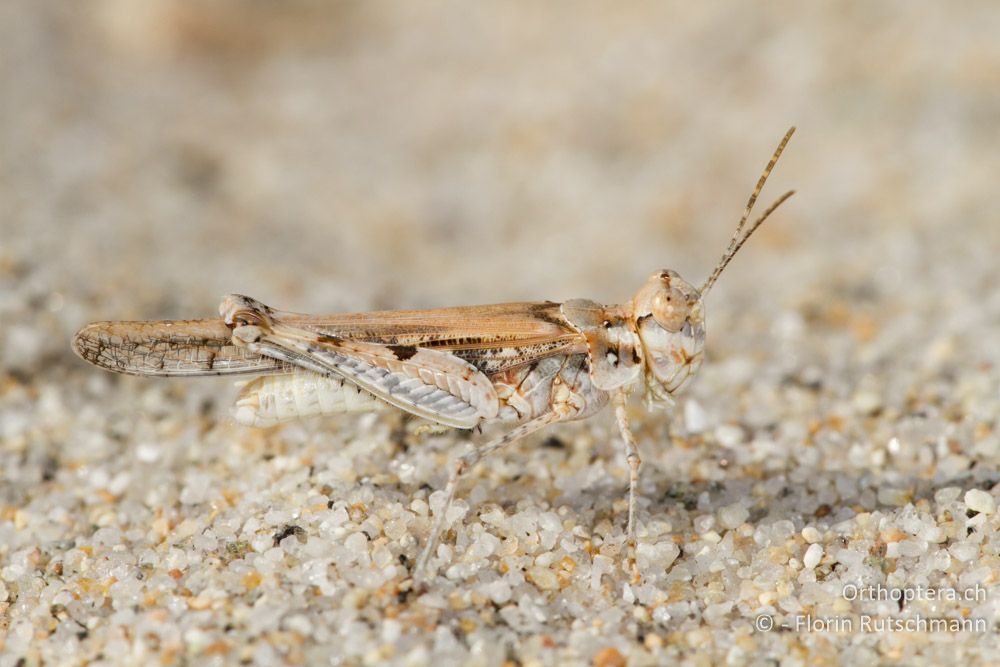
2,1,1000,665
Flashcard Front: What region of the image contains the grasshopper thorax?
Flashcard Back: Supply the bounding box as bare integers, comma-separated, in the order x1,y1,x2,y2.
631,270,705,402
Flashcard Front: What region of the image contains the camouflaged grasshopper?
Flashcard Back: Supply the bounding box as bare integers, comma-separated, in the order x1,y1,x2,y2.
72,128,795,581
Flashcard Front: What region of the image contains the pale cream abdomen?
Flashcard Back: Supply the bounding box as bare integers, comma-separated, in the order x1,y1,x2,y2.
233,370,387,427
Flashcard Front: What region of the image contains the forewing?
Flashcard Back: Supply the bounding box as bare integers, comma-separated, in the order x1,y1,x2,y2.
72,319,289,377
224,295,586,375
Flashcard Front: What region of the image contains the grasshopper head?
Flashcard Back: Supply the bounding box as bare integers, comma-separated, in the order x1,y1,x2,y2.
630,127,797,404
632,270,705,402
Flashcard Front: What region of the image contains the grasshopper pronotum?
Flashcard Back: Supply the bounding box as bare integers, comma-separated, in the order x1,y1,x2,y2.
73,128,795,581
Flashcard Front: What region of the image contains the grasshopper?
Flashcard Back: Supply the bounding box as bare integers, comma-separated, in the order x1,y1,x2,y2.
72,128,795,581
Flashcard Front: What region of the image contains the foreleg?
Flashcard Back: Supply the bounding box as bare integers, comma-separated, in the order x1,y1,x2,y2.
613,389,642,579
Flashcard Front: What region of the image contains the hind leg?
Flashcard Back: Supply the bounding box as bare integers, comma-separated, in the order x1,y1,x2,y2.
414,411,561,583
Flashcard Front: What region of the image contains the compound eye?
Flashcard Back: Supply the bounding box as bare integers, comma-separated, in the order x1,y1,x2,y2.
652,287,687,333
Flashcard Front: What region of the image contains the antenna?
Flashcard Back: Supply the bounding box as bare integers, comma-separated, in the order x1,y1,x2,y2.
700,127,796,296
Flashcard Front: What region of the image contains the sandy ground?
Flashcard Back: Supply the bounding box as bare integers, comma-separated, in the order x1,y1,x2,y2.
2,2,1000,665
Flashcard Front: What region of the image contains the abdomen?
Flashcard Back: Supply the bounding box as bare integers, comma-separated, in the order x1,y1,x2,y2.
234,370,387,427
